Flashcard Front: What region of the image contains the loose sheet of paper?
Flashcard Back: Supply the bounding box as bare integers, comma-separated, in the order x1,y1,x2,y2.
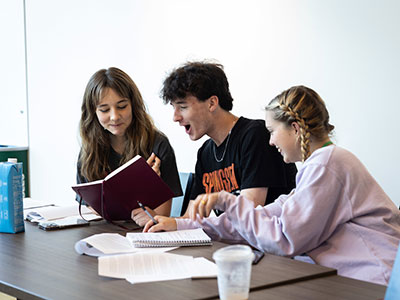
23,197,55,209
98,252,216,283
98,252,217,283
191,257,218,279
24,204,94,221
77,233,134,255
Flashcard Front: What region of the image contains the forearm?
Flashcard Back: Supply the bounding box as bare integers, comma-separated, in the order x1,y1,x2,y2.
214,191,300,256
180,187,267,219
179,201,191,218
154,199,172,216
176,214,248,244
240,187,268,207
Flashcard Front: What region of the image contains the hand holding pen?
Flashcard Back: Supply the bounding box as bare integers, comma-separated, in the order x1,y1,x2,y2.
136,201,158,225
143,215,177,232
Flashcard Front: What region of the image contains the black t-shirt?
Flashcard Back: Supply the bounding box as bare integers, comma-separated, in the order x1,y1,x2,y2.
76,131,183,204
190,117,297,205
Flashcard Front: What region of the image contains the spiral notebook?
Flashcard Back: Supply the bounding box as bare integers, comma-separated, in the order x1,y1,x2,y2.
126,228,212,248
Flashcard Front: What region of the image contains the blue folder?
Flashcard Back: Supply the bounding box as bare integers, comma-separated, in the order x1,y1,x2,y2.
385,242,400,299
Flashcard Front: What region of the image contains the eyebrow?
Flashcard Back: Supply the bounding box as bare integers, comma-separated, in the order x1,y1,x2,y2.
97,99,129,107
172,99,187,105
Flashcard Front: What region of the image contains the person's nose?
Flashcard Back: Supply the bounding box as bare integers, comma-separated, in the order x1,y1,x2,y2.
110,108,120,122
269,136,274,146
173,108,182,122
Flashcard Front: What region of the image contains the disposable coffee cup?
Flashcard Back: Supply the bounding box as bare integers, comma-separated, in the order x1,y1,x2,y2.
213,244,254,300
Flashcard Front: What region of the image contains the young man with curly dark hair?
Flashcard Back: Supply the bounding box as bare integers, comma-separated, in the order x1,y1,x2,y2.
161,61,297,216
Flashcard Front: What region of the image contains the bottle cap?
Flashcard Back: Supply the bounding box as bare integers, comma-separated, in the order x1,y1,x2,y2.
7,158,18,163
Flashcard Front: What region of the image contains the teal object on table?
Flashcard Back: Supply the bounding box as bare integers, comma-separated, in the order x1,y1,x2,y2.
385,242,400,299
0,161,25,233
170,172,195,217
170,172,191,217
0,145,29,197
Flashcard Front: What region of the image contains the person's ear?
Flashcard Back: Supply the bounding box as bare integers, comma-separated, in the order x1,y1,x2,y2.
208,95,219,112
291,122,301,136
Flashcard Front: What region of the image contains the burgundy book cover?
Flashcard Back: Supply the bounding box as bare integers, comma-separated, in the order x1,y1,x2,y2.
71,155,174,221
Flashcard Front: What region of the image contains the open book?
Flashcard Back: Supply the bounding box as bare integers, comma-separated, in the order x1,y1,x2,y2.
71,155,174,221
127,228,212,248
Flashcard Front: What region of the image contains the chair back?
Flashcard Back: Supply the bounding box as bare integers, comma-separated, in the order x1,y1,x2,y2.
385,242,400,299
170,172,194,217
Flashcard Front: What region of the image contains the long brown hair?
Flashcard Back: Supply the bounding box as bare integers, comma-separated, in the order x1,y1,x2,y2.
79,67,156,181
266,85,334,162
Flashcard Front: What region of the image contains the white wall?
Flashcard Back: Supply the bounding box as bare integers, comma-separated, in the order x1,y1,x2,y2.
21,0,400,206
0,0,28,146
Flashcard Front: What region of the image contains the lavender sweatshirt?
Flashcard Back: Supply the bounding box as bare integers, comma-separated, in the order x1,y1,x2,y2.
177,146,400,285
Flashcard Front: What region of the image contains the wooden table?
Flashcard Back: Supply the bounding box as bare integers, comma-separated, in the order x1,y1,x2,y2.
0,221,336,300
249,275,386,300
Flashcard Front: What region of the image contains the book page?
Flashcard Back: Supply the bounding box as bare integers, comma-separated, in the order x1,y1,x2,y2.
71,179,103,187
104,155,141,181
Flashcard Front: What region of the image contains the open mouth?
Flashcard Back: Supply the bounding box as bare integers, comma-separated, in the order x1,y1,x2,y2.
184,124,191,133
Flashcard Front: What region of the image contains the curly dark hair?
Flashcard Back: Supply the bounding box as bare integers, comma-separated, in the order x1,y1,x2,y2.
160,61,234,111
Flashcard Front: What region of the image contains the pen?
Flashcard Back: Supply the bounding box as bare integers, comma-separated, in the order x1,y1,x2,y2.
137,201,158,224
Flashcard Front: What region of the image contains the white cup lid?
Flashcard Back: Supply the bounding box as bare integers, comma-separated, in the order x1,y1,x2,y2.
213,244,255,262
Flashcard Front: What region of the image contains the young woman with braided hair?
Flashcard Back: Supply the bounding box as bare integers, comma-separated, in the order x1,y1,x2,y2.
270,86,334,163
145,85,400,285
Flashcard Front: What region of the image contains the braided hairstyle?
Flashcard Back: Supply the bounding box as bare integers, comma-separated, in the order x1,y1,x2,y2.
265,86,334,162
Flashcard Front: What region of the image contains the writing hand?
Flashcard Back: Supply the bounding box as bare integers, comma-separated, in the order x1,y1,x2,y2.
189,192,220,221
147,153,161,177
131,206,156,227
143,216,177,232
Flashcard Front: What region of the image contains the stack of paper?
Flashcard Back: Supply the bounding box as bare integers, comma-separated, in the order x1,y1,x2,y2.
23,197,55,210
24,204,96,221
24,201,101,230
98,252,217,284
75,229,217,284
